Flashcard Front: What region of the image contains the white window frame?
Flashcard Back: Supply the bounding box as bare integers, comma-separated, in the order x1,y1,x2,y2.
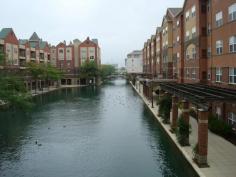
229,67,236,84
229,3,236,21
192,47,196,59
216,11,223,27
192,68,196,79
216,67,222,82
228,112,236,127
192,27,196,38
216,40,223,55
229,36,236,53
186,11,190,21
192,5,196,17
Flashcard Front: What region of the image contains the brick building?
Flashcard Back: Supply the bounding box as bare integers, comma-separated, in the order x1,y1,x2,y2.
141,0,236,132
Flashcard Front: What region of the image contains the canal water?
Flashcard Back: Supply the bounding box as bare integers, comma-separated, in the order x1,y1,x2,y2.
0,79,198,177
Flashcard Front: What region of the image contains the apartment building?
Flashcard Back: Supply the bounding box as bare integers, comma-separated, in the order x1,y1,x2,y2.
125,50,143,74
162,8,182,79
78,37,101,67
141,0,236,127
207,0,236,90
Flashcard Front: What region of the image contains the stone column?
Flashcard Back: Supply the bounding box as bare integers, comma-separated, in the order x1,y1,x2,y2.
171,96,178,131
197,109,209,166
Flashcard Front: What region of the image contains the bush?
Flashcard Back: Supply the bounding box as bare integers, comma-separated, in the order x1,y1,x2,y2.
176,114,191,146
208,114,232,137
158,95,172,124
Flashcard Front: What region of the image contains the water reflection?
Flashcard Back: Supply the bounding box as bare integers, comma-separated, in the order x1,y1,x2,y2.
0,79,198,177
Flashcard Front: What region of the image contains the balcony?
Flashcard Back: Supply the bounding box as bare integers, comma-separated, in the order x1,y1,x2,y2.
19,49,26,60
30,51,36,61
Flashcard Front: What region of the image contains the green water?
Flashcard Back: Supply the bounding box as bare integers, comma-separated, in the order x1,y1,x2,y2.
0,79,198,177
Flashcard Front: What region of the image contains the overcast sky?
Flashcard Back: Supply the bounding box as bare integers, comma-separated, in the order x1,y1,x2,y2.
0,0,183,67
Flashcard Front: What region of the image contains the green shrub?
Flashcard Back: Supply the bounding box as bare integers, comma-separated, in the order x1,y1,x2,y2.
208,114,232,137
176,114,191,146
158,95,172,124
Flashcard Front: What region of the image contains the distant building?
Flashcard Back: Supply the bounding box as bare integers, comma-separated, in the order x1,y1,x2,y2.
125,50,143,74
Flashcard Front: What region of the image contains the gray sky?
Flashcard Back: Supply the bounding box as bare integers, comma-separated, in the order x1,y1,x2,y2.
0,0,183,67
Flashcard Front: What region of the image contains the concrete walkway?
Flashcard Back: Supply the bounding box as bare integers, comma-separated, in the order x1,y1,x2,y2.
132,82,236,177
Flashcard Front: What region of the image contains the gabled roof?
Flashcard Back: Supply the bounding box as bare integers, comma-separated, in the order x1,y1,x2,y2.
0,28,14,39
168,8,182,17
81,37,97,46
29,32,40,41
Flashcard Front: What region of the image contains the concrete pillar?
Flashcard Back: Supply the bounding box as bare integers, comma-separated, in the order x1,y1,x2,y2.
171,96,178,131
197,109,209,166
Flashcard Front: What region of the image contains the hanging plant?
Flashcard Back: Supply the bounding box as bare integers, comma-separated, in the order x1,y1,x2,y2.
158,95,172,124
176,114,191,146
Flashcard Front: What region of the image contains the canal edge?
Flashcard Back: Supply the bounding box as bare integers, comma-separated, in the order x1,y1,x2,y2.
130,82,206,177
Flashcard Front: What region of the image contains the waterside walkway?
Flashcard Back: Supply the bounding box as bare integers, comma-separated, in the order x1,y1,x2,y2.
132,82,236,177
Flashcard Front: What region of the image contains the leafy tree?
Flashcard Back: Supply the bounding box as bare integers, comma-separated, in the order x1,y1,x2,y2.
0,75,32,110
44,64,63,90
100,64,116,79
79,61,99,79
27,62,46,94
0,52,4,65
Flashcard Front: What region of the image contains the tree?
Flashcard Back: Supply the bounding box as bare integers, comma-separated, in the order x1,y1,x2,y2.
27,62,46,94
0,52,4,65
0,75,32,110
45,64,63,90
79,61,99,79
100,64,116,79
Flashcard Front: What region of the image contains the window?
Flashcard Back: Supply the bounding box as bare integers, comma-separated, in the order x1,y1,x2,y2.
177,52,180,59
192,27,196,38
229,3,236,21
177,20,180,27
216,67,222,82
192,68,196,79
208,70,211,80
229,68,236,84
207,47,211,58
216,40,223,55
186,68,190,78
216,11,223,27
186,31,190,41
186,50,190,60
207,24,211,35
177,36,180,42
186,11,190,21
229,36,236,53
90,56,94,60
228,112,236,127
59,49,64,53
192,6,196,17
192,47,196,59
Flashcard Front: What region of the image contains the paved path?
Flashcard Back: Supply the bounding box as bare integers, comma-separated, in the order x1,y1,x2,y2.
133,82,236,177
